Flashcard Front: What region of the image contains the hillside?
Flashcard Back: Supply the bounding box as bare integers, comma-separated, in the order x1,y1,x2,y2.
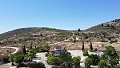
0,27,73,47
84,19,120,42
86,19,120,33
0,19,120,50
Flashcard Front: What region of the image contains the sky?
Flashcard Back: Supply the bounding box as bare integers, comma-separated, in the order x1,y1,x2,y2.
0,0,120,33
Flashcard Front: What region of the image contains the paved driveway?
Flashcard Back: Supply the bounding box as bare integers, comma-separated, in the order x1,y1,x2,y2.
68,50,103,68
35,52,53,68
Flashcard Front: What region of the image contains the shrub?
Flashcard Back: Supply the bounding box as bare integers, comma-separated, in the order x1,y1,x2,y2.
38,44,51,52
94,48,98,51
104,46,119,66
115,64,120,68
13,54,24,63
83,50,89,56
37,62,46,68
110,39,118,44
1,55,10,63
98,60,106,68
72,56,81,68
85,57,92,68
47,55,62,65
10,52,24,64
45,52,50,57
88,54,100,65
28,62,45,68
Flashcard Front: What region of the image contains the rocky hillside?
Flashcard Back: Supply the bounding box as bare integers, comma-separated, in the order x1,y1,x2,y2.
84,19,120,42
0,19,120,49
86,19,120,33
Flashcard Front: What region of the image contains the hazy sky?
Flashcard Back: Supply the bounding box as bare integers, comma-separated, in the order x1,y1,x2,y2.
0,0,120,33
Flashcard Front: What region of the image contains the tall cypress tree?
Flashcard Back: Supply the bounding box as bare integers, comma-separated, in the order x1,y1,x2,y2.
90,42,93,51
23,45,26,54
82,41,84,50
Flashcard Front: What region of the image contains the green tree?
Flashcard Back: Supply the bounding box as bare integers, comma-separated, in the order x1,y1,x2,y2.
104,46,119,67
82,41,84,50
54,57,62,66
47,55,62,65
83,50,89,56
60,52,72,68
78,28,81,32
36,62,46,68
10,54,14,65
22,45,26,54
11,52,24,64
28,62,45,68
29,45,32,50
98,60,106,68
90,42,93,51
39,44,51,52
72,56,81,68
88,54,100,65
100,54,108,62
115,64,120,68
85,57,92,68
1,55,10,63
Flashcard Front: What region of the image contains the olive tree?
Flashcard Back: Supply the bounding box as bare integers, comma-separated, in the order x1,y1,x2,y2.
98,60,106,68
72,56,81,68
60,52,72,68
85,57,92,68
104,46,119,67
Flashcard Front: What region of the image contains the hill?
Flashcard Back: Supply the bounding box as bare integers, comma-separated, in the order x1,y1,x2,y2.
84,19,120,42
0,19,120,50
0,27,73,47
86,19,120,33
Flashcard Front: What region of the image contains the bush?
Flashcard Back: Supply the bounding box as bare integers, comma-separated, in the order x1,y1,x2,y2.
85,57,92,68
110,39,117,44
98,60,106,68
17,63,27,67
38,44,51,52
10,52,24,64
28,62,45,68
47,55,62,65
37,62,46,68
94,48,98,51
115,64,120,68
1,55,10,63
45,52,50,57
83,50,89,56
104,46,119,66
72,56,81,68
88,54,100,65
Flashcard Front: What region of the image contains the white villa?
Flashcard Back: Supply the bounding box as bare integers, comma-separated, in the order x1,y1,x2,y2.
49,45,67,56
